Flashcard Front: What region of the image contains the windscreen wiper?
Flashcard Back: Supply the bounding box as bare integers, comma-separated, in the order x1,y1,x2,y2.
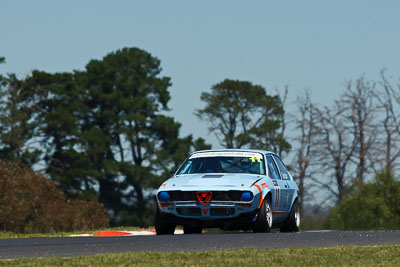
227,158,245,169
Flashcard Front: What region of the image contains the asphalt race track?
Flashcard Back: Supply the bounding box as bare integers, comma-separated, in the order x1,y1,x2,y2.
1,231,400,259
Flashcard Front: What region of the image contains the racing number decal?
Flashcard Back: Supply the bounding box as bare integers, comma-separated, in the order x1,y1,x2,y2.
249,157,261,163
273,181,280,209
274,187,280,208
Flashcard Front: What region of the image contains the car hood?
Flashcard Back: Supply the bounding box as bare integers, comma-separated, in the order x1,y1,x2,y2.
161,173,264,189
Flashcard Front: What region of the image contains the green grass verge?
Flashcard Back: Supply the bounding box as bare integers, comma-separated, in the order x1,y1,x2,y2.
1,245,400,266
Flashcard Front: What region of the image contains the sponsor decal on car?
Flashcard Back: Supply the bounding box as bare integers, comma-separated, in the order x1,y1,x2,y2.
190,151,263,159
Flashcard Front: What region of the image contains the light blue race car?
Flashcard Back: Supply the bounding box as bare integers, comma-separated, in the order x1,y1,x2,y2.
155,149,300,234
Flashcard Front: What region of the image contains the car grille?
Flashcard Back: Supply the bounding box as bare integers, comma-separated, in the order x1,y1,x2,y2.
168,190,249,201
210,208,235,216
176,207,202,216
176,207,236,217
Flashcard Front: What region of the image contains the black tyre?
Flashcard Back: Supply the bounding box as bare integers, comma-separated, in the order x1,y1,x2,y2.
183,224,203,234
254,197,272,233
155,207,176,235
280,200,300,232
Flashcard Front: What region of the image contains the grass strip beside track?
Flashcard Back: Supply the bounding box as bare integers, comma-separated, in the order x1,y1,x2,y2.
1,245,400,266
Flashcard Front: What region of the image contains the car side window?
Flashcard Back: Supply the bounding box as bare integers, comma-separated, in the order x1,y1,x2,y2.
266,155,280,180
272,155,290,180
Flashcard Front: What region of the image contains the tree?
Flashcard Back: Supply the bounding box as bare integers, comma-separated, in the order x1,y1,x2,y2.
77,48,168,224
250,87,291,155
274,86,291,158
342,77,377,183
313,100,358,203
25,70,94,199
196,79,289,154
77,47,208,225
310,76,378,204
0,69,41,167
325,169,400,230
291,89,318,212
376,70,400,172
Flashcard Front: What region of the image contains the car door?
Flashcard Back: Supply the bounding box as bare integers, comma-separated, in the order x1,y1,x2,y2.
265,155,286,214
272,154,293,212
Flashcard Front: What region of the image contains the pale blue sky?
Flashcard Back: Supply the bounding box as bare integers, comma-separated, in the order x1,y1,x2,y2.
1,1,400,148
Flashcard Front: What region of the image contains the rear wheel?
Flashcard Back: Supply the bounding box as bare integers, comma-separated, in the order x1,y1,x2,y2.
183,224,203,234
254,197,272,233
280,200,300,232
155,207,176,235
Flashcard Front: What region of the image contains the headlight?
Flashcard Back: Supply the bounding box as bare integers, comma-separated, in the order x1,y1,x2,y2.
240,191,253,201
158,191,170,202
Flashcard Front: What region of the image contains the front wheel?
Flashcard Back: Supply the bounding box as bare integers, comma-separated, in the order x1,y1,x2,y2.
254,197,272,233
280,200,300,232
155,207,176,235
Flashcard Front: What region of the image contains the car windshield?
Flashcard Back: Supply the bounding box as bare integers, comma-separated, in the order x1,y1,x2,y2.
176,151,265,175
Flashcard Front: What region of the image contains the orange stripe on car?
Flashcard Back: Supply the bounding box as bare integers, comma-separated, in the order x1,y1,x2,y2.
252,184,263,208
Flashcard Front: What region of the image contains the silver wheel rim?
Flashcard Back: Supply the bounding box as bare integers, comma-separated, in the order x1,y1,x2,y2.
294,203,300,227
265,201,272,228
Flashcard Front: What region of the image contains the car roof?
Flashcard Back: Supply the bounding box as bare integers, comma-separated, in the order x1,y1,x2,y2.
191,148,277,155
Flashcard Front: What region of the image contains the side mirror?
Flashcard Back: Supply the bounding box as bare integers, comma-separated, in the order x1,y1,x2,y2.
170,171,176,178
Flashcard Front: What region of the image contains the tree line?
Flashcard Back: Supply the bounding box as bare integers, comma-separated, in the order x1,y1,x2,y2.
291,73,400,209
1,48,400,229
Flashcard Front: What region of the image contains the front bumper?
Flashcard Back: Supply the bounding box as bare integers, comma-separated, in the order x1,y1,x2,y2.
156,187,262,229
158,199,259,229
158,208,259,229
